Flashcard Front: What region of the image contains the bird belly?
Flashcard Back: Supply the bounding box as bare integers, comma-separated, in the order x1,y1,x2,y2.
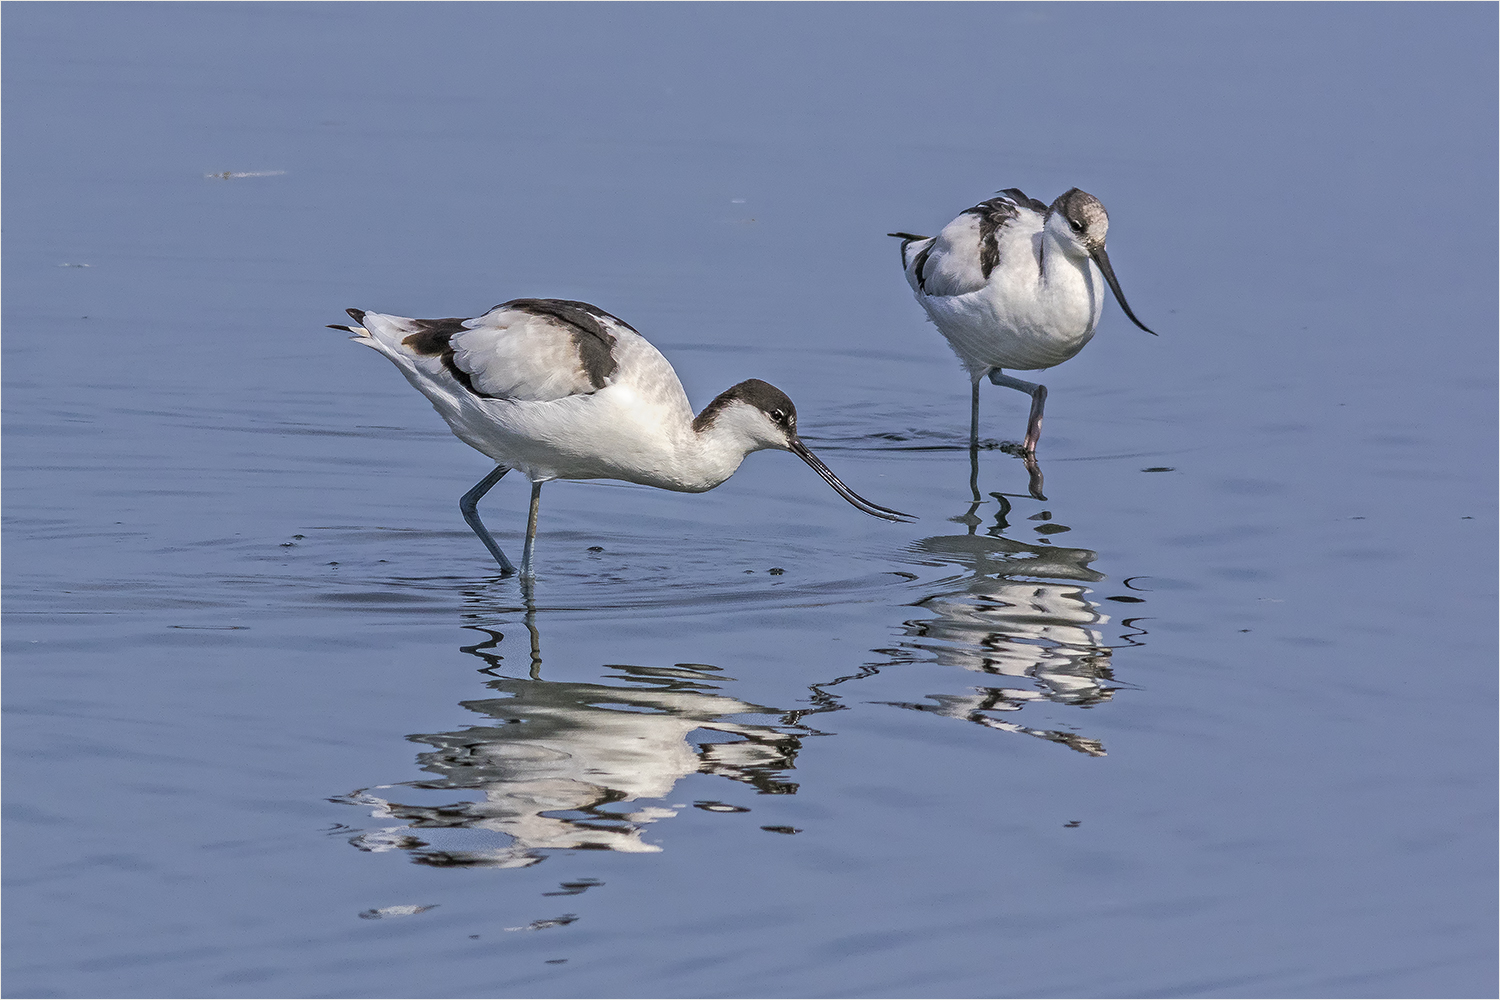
455,391,707,491
921,291,1096,373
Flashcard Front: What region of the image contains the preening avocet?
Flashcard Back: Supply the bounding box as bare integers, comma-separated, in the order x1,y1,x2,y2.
331,298,911,578
890,187,1156,456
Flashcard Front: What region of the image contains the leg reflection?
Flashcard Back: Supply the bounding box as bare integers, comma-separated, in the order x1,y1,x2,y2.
807,497,1142,756
336,617,814,867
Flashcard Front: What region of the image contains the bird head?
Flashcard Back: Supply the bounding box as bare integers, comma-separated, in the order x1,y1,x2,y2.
1046,187,1111,255
695,379,912,522
1046,188,1156,336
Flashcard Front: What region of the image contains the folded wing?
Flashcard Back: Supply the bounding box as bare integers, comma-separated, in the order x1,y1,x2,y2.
427,299,630,403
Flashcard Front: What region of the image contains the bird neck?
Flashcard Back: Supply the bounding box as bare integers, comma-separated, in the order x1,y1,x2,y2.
1038,230,1103,320
1038,227,1084,284
678,426,754,490
669,404,778,492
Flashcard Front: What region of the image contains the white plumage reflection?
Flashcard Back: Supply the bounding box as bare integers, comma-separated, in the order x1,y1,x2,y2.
332,298,910,577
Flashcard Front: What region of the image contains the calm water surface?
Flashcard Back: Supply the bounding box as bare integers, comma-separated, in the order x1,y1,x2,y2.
4,5,1495,998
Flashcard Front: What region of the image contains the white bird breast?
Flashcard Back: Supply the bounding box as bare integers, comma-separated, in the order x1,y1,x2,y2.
923,257,1106,373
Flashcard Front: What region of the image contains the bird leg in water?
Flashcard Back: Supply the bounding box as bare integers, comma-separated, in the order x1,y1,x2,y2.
969,376,983,453
988,370,1048,454
520,482,543,580
1023,452,1047,502
460,465,518,575
968,377,985,499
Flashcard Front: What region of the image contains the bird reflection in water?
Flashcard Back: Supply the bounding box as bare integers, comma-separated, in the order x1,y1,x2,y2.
822,494,1145,757
334,619,812,868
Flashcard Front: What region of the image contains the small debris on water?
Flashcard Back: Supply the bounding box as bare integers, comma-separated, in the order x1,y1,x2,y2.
761,825,800,835
504,914,578,932
205,170,287,180
768,567,784,575
1142,467,1175,473
1064,820,1081,828
359,904,437,919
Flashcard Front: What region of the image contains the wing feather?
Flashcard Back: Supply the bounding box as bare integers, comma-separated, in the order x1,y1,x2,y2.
448,299,627,402
911,193,1045,300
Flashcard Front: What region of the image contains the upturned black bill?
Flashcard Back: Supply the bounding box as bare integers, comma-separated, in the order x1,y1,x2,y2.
791,440,914,522
1091,247,1156,335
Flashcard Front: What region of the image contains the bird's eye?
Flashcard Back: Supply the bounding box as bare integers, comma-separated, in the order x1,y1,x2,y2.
1069,218,1084,232
771,409,786,423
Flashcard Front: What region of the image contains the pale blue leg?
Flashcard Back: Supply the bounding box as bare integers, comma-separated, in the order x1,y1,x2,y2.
520,482,543,579
969,372,986,500
988,369,1048,453
969,372,985,452
459,465,517,574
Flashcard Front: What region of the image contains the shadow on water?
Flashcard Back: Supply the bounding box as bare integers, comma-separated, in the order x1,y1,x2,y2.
809,491,1149,757
332,617,818,869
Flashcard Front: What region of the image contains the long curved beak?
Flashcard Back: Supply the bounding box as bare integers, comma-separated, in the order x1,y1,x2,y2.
1091,246,1156,335
790,439,914,522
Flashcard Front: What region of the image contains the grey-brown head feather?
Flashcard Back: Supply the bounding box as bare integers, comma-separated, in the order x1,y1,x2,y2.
1048,188,1109,247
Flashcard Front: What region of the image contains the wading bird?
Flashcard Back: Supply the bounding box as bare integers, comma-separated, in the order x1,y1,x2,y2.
890,188,1156,460
332,298,910,578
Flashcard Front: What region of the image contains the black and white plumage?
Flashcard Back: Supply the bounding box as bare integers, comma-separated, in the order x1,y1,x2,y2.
331,298,910,579
890,187,1155,457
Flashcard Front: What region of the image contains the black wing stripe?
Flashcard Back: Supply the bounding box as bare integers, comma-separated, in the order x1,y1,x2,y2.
400,317,503,400
997,187,1048,213
913,242,935,292
961,197,1027,280
494,298,623,389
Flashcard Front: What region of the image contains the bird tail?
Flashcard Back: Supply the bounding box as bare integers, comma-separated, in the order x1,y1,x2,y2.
886,232,931,271
327,308,373,344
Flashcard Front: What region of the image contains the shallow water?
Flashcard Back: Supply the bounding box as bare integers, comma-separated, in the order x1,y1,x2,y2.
4,5,1496,998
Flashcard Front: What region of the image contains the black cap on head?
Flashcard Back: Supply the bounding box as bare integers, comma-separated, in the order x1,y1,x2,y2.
693,378,797,433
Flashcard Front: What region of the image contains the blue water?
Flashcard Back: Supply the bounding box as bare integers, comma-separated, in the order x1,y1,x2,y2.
5,5,1495,997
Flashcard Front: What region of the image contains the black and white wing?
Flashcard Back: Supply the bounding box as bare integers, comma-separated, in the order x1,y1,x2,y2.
890,189,1047,300
342,298,635,403
450,299,632,401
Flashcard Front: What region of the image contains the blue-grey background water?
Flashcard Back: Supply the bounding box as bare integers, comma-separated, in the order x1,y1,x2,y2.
4,5,1495,997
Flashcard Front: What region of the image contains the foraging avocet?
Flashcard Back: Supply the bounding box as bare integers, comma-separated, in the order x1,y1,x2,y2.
331,298,910,578
890,187,1156,455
